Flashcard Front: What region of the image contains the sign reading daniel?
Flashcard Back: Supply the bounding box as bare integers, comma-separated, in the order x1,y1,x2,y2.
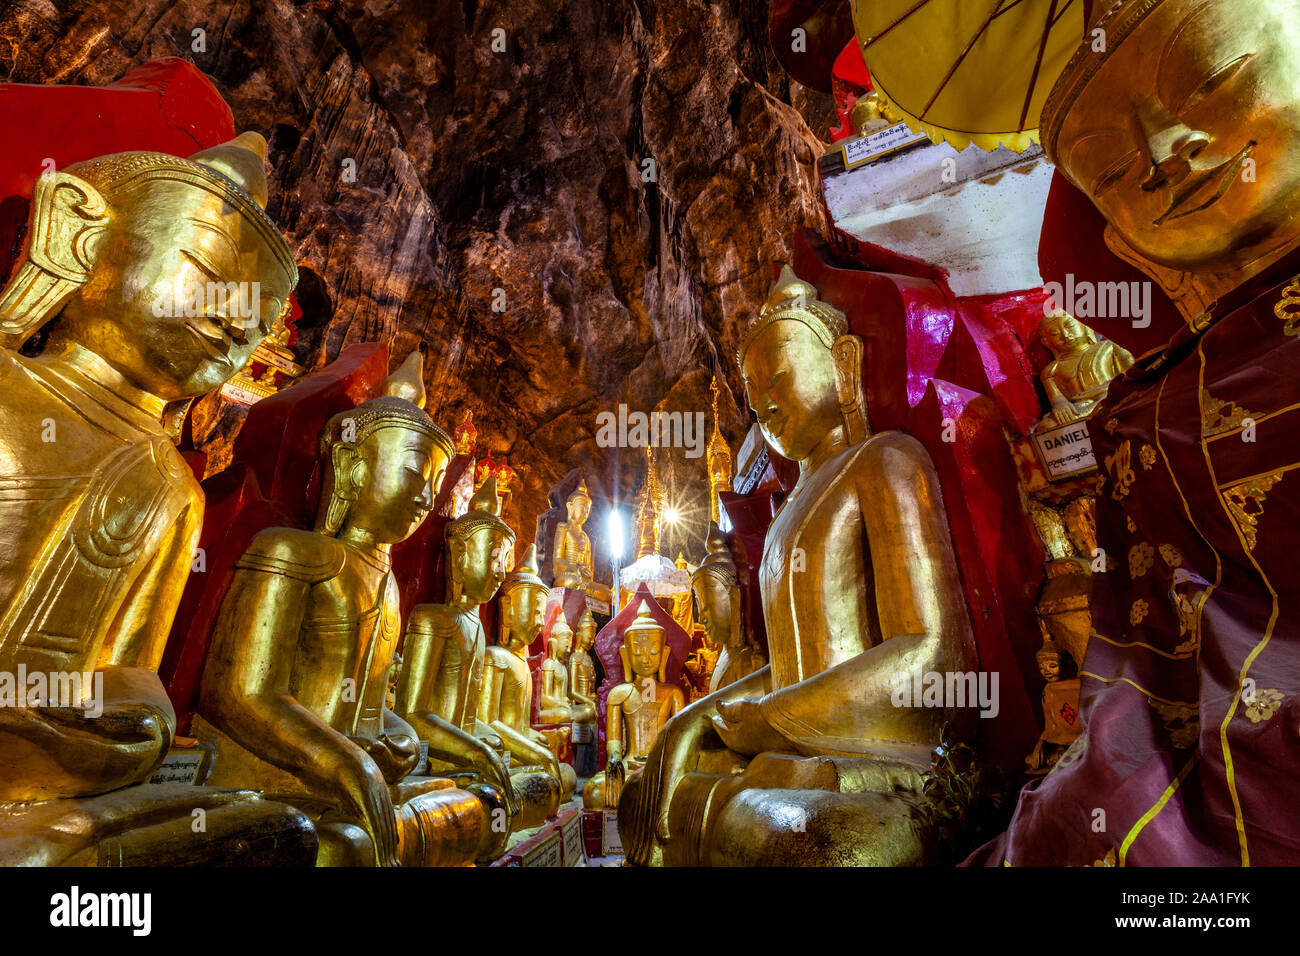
1032,420,1098,481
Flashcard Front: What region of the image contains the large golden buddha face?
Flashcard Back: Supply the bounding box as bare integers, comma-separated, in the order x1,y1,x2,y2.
60,178,295,400
454,528,512,606
346,427,443,544
1054,0,1300,273
691,577,731,648
625,625,665,680
741,320,842,462
503,583,547,644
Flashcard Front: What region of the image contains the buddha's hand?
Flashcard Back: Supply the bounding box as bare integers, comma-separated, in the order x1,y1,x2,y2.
328,748,400,866
0,695,171,800
1050,397,1077,425
605,754,625,808
713,698,787,756
351,732,420,782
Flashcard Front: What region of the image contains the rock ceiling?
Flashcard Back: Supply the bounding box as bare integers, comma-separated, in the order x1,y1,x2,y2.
0,0,833,556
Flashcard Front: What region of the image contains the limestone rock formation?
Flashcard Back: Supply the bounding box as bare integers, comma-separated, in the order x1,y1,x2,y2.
0,0,831,548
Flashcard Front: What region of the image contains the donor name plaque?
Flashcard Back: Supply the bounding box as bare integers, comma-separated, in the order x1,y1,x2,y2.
1033,420,1098,481
842,122,930,170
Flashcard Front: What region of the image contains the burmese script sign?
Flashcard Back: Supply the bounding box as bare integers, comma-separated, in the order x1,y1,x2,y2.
147,747,211,786
842,122,930,170
1032,420,1098,481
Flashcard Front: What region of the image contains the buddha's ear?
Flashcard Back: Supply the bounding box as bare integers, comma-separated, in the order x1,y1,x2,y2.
658,645,670,683
0,171,110,346
619,645,632,683
831,333,870,442
320,442,360,535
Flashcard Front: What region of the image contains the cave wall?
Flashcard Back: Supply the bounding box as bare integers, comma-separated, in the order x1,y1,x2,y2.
0,0,832,551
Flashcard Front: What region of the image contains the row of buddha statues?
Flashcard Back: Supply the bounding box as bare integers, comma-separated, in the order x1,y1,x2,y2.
0,117,1109,864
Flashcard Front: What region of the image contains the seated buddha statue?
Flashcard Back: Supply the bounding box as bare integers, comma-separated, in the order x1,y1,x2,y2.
194,354,491,867
552,480,595,590
1037,311,1134,428
569,608,599,725
691,523,766,692
0,133,317,865
1025,640,1081,776
582,602,686,811
619,266,975,866
537,615,576,725
399,511,569,831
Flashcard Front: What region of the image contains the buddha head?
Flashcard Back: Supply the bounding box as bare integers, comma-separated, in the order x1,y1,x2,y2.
445,474,515,606
1041,0,1300,306
0,132,298,401
691,523,740,650
565,480,592,530
1039,311,1097,358
576,608,597,654
498,543,548,649
1035,640,1075,683
621,601,669,683
548,614,574,662
316,351,452,545
738,265,867,461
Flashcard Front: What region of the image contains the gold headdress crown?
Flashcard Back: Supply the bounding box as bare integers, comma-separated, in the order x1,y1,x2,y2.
568,479,592,504
65,131,297,283
736,265,848,365
447,474,515,545
691,522,738,589
1041,0,1168,165
501,542,546,594
624,600,665,642
320,351,452,456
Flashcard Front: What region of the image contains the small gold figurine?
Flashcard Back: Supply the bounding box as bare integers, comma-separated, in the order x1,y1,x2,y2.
582,601,685,810
569,609,600,726
552,480,595,590
538,615,576,725
1025,641,1082,775
1037,311,1134,428
0,133,315,865
195,353,491,866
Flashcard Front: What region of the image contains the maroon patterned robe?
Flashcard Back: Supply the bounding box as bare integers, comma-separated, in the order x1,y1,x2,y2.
971,267,1300,866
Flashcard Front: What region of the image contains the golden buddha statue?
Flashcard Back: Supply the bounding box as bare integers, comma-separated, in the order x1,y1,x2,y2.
569,608,599,726
475,541,578,806
0,133,319,865
1025,640,1082,776
538,615,576,724
195,353,491,867
453,408,477,458
1037,311,1134,428
394,483,563,834
619,266,975,866
849,90,900,137
706,375,733,526
552,480,595,590
691,523,765,692
582,602,685,811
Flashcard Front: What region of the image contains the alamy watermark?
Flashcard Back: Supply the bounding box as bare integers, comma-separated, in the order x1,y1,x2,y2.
890,669,1000,719
1043,274,1152,329
595,404,706,459
152,279,262,329
0,666,103,716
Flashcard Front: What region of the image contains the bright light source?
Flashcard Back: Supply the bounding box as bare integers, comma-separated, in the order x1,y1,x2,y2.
606,508,626,560
664,507,680,525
